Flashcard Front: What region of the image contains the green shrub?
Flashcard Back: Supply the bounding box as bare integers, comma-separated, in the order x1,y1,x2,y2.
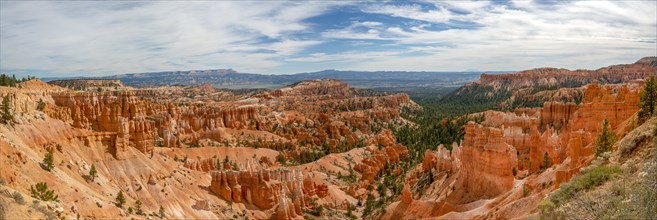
89,164,98,181
115,191,125,208
1,95,12,123
12,191,25,204
36,99,45,111
548,165,620,206
42,152,54,171
30,182,58,202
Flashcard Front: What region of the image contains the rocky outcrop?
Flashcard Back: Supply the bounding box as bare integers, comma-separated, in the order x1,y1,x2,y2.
567,83,640,133
539,102,578,129
355,130,409,183
459,122,517,200
48,79,125,91
402,183,412,204
209,163,305,219
478,57,657,90
273,79,351,98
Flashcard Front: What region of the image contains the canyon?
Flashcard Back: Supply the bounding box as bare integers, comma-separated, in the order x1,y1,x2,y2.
0,57,656,219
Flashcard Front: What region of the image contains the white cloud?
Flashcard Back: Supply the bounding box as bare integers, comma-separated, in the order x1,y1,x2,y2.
320,0,656,71
0,1,343,75
0,1,655,76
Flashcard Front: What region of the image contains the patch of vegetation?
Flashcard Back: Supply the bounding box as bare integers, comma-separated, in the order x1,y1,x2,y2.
88,164,98,181
36,99,46,111
12,191,26,205
541,145,657,219
638,76,657,124
0,74,35,87
41,151,54,171
336,166,357,184
30,182,59,202
1,95,13,123
542,165,620,209
115,191,126,208
595,118,617,157
394,110,484,165
134,199,144,215
438,84,512,115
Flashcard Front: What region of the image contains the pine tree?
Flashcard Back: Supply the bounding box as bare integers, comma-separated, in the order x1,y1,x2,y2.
595,118,617,157
115,191,126,208
159,205,165,218
135,199,144,215
89,164,98,181
42,152,54,171
542,152,553,170
638,76,657,123
2,95,12,123
30,182,59,201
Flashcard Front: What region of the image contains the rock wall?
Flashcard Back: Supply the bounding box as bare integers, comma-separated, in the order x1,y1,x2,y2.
459,122,517,200
209,164,305,219
48,79,124,91
478,57,657,90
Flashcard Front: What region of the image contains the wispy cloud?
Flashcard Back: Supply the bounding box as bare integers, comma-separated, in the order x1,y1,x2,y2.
0,1,342,76
0,1,655,77
321,0,656,71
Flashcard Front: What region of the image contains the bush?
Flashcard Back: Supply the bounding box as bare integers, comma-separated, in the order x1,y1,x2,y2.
30,182,58,202
115,191,125,208
12,191,25,204
548,165,620,206
1,95,12,123
134,199,144,215
36,99,46,111
89,164,98,181
42,152,54,171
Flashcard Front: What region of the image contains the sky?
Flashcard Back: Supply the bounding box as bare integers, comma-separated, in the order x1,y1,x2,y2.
1,0,656,78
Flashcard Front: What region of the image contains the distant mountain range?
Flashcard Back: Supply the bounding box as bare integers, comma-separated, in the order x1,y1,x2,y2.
43,69,505,89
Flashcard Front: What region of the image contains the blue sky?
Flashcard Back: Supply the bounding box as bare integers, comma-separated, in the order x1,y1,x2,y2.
1,0,655,77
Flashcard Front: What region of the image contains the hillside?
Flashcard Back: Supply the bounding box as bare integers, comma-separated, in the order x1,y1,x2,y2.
0,78,418,219
2,59,657,220
440,57,657,112
539,117,657,219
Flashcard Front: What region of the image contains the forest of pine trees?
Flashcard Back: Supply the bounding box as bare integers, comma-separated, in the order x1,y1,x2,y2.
0,74,36,87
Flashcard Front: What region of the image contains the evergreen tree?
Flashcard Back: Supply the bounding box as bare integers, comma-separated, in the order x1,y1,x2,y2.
30,182,59,201
2,95,12,123
89,164,98,181
542,152,553,170
595,118,617,157
42,152,54,171
115,191,126,208
638,76,657,123
134,199,144,215
159,205,165,218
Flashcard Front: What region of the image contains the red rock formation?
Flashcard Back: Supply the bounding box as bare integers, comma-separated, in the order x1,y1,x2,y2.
402,183,412,204
209,164,305,218
478,57,657,90
273,79,351,98
459,122,517,200
355,130,409,183
539,102,578,129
